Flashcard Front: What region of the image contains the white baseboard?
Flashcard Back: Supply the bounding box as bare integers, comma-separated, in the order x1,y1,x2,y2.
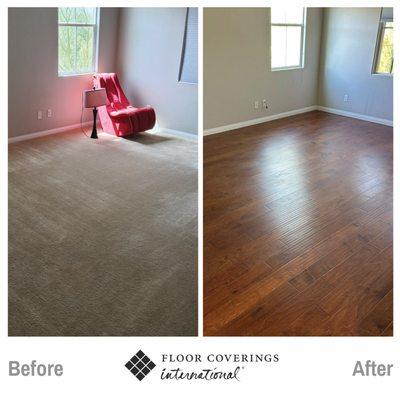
203,105,393,136
8,123,197,144
203,106,318,136
10,105,392,144
9,122,92,144
316,106,393,127
160,128,197,141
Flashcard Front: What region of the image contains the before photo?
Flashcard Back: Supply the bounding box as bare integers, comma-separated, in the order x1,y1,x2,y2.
8,7,199,336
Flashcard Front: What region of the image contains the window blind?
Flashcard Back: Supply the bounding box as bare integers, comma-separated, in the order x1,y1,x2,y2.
179,8,198,84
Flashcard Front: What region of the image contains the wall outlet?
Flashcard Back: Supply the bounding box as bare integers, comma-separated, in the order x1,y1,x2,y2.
37,110,43,120
47,109,52,118
344,94,349,102
262,99,268,109
254,101,259,109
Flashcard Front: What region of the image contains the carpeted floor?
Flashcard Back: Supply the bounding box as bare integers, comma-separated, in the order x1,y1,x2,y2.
9,129,198,336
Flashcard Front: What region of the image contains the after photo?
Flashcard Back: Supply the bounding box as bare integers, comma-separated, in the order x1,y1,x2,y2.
203,7,393,336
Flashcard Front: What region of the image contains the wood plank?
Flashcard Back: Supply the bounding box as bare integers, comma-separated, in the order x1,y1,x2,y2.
359,290,393,336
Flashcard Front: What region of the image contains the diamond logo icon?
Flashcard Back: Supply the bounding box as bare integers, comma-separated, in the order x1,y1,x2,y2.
125,350,156,381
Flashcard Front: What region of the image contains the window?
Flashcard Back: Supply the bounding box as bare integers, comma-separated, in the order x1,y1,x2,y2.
58,7,99,76
271,8,306,70
373,8,393,75
179,8,198,84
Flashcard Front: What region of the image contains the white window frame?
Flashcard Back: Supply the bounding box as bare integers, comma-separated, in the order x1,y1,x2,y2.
372,19,393,76
58,8,100,77
271,8,307,72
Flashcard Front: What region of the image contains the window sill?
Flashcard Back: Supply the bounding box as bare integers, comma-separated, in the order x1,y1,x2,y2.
58,72,96,78
178,80,198,85
371,72,393,77
271,66,305,72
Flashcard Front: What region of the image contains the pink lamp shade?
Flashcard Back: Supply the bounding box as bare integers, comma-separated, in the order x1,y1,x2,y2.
83,88,107,108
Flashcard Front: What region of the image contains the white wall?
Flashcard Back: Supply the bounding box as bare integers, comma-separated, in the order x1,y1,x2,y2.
8,8,120,139
204,8,323,130
116,8,198,135
318,8,393,121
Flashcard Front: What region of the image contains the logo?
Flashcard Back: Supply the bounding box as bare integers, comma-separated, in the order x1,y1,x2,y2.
125,350,156,381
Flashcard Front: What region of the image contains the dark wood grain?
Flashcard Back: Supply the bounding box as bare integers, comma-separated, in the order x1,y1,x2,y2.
203,111,393,336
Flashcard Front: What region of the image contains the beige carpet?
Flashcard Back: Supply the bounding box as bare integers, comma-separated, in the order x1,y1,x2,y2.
9,129,198,336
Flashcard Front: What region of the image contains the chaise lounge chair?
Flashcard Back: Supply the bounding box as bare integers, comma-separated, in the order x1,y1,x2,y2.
93,73,156,137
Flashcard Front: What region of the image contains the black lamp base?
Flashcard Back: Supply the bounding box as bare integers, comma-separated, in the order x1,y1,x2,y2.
91,107,98,139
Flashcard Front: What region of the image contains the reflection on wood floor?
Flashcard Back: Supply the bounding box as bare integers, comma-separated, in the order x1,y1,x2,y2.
204,111,393,336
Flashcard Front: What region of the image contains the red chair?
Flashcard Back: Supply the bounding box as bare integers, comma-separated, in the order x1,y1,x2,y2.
93,73,156,137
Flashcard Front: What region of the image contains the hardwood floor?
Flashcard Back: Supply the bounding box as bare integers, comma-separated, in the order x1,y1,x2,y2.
203,111,393,336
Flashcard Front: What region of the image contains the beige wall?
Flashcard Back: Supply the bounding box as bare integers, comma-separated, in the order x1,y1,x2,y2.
8,8,119,138
318,8,393,121
116,8,198,135
204,8,323,130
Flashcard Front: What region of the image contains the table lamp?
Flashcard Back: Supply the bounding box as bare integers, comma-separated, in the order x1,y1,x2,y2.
83,88,107,139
